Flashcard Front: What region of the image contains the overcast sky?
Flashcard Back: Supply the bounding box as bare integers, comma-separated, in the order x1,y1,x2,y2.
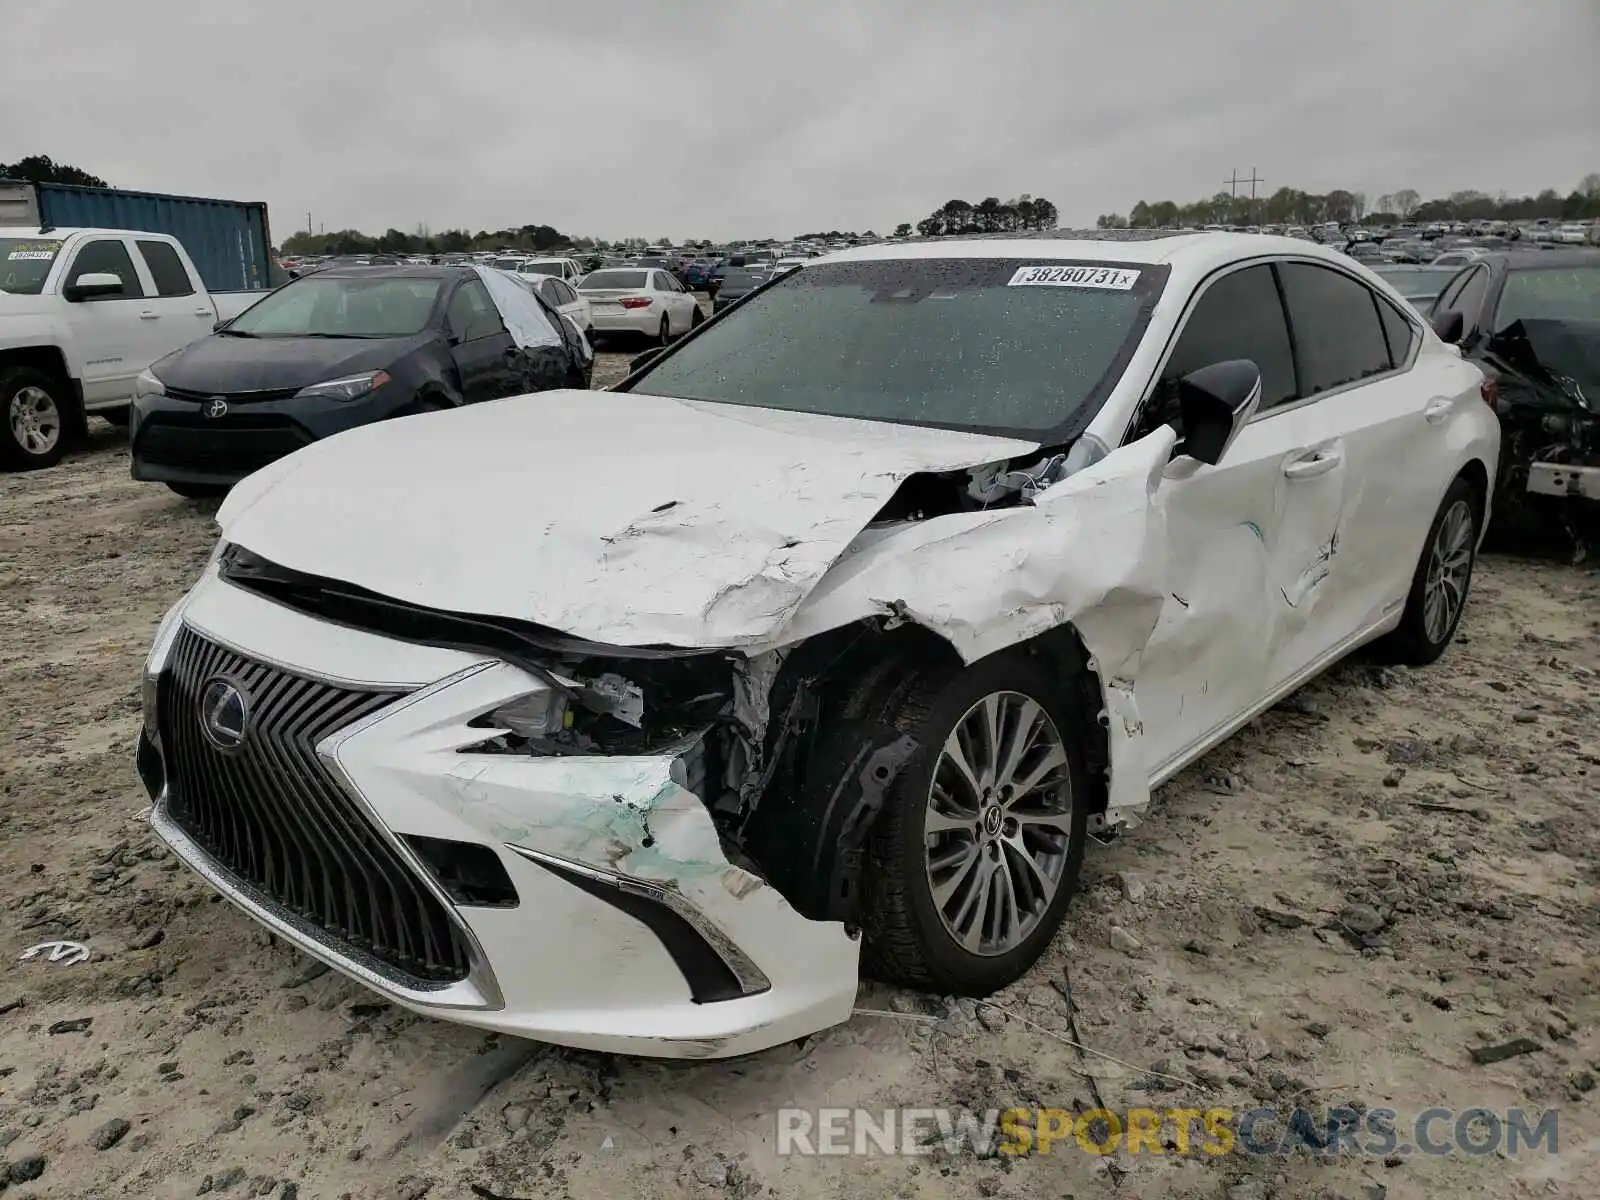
5,0,1596,242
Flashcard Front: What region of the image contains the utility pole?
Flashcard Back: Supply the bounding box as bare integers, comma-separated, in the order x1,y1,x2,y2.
1224,168,1265,222
306,211,312,236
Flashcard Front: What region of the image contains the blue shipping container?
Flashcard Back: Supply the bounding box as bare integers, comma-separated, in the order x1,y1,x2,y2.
23,182,274,293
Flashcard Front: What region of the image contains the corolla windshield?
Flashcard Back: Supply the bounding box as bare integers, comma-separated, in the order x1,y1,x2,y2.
628,258,1166,437
225,275,446,338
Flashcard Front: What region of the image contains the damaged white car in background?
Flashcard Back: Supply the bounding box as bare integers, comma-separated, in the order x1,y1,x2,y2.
138,234,1499,1058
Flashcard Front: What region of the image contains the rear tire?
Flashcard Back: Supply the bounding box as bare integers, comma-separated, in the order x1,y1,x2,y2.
656,315,671,346
860,650,1090,994
1,366,74,471
690,306,704,329
1374,475,1481,665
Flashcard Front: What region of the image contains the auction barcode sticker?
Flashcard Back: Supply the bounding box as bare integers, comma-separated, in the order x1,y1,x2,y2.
1008,265,1140,290
6,250,55,261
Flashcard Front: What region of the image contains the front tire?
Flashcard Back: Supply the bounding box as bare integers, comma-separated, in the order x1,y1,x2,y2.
862,651,1090,994
1376,475,1481,665
1,366,73,471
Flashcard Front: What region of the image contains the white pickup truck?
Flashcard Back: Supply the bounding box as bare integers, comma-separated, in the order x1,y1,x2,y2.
0,227,267,470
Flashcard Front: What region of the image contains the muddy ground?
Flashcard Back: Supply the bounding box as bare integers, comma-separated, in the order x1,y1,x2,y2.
1,358,1597,1200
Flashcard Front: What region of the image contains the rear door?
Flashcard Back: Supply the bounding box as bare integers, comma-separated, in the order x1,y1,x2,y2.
445,278,516,402
1276,260,1480,644
1129,261,1354,775
134,238,217,354
59,236,154,403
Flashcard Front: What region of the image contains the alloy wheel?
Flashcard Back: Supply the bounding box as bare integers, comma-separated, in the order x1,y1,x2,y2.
9,386,61,457
1423,498,1474,644
923,691,1074,956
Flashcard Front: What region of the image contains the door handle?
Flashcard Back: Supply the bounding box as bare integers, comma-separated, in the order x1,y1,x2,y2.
1424,396,1453,424
139,311,160,320
1283,447,1343,480
193,308,213,317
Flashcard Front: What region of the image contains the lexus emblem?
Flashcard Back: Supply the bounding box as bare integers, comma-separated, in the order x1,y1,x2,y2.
199,676,250,751
205,397,228,418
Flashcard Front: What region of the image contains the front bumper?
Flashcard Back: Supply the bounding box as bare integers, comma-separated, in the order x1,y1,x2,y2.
138,566,859,1058
130,386,417,486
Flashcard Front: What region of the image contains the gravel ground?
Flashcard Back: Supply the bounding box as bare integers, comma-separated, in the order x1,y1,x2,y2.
1,370,1597,1200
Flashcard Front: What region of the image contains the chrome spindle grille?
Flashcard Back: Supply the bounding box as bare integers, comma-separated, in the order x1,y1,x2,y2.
159,627,471,984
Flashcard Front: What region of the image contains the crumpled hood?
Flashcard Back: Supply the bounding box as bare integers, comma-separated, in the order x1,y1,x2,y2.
218,390,1038,647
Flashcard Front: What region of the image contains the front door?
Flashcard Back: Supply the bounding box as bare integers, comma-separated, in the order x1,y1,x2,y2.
61,236,154,403
1128,262,1352,775
446,278,516,403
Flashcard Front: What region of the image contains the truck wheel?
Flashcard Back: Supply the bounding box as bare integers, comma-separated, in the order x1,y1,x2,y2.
1,366,72,471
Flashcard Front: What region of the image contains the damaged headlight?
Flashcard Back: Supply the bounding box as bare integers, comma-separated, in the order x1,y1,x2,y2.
488,689,572,739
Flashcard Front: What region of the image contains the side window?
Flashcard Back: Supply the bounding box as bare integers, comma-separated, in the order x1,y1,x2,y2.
136,240,195,297
654,272,675,292
1449,268,1491,333
1433,267,1474,316
447,279,503,342
1277,263,1393,394
535,278,560,306
66,238,146,299
1377,297,1417,366
1148,265,1296,432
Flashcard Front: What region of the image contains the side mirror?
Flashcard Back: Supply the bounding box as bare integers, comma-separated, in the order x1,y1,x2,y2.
1431,308,1465,345
63,272,125,302
1176,360,1263,467
630,348,663,374
212,318,229,332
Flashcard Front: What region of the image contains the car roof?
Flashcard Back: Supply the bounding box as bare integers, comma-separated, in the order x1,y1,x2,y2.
1497,250,1600,271
817,231,1357,273
311,265,476,280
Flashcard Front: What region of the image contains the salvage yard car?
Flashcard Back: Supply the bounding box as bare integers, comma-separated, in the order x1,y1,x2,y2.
1426,251,1599,556
129,265,593,496
138,233,1498,1058
1,227,266,469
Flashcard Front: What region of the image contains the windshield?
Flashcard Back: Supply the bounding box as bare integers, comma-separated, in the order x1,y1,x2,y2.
226,274,444,338
1494,267,1600,331
629,258,1165,437
581,270,649,290
0,238,65,295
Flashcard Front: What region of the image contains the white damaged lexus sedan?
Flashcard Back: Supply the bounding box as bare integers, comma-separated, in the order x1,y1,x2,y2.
139,234,1499,1058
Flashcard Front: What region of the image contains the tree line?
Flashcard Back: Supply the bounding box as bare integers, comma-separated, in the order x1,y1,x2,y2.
0,154,111,188
1096,175,1600,230
911,195,1060,238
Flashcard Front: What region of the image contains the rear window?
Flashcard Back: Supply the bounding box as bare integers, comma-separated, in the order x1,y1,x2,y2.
1494,266,1600,330
580,270,648,290
630,258,1166,437
0,237,64,296
519,261,563,277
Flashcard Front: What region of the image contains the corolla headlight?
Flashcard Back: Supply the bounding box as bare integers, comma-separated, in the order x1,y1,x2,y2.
295,370,391,402
134,368,165,399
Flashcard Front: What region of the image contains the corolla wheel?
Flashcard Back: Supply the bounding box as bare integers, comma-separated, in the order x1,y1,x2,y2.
923,692,1075,956
861,652,1089,994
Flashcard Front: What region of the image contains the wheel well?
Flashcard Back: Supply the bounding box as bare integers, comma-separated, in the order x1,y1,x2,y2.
1457,458,1490,519
734,617,1112,922
0,346,74,393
